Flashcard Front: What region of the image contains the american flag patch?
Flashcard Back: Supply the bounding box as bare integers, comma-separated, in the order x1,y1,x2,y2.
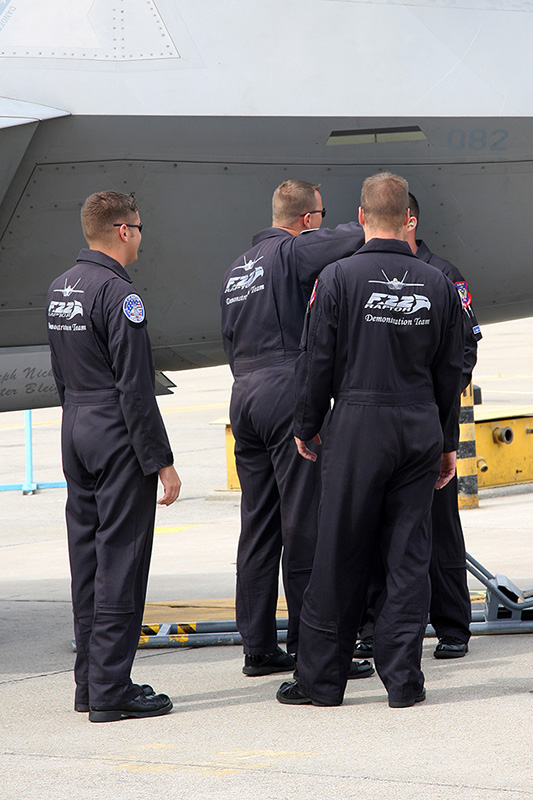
309,278,319,307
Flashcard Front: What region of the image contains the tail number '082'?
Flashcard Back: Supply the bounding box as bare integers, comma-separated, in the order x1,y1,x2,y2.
448,129,508,151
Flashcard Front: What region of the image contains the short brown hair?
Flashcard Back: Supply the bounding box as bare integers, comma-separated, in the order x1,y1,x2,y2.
408,192,419,223
360,172,409,232
272,179,321,226
81,191,138,243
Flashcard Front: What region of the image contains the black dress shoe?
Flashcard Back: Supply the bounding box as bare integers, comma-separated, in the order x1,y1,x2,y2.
88,691,173,722
354,636,374,658
276,680,332,706
276,680,313,705
434,636,469,659
348,659,374,680
75,683,156,712
388,687,426,708
243,646,296,676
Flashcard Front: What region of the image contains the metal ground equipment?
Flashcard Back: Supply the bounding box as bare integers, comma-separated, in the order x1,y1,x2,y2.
466,552,533,634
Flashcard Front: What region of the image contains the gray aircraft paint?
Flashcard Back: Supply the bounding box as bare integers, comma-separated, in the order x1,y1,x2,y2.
1,1,532,411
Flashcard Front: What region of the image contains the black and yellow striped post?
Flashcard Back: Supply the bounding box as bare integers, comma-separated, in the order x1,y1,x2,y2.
457,381,479,509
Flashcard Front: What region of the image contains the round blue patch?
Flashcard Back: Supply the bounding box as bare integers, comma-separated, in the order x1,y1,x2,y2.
123,293,145,323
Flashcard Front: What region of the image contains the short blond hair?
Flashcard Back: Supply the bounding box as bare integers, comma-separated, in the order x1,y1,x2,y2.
81,191,138,243
272,179,321,226
360,173,409,233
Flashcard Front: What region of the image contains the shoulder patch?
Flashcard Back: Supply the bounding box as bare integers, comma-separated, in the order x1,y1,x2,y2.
123,293,145,323
454,281,472,309
309,278,319,307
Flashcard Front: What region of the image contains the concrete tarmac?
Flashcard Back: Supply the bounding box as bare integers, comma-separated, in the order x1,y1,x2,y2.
1,318,532,800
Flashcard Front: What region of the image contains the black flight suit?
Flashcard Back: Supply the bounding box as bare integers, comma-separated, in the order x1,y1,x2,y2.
220,222,364,655
47,249,173,709
359,239,482,645
293,239,464,706
418,240,482,643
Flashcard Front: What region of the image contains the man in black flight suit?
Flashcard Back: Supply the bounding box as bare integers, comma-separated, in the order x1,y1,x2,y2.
410,194,482,658
277,172,464,708
47,191,181,722
355,193,482,661
220,179,369,678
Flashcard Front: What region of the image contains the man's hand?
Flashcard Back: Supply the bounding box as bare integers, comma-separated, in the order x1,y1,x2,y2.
435,451,457,490
157,465,181,505
294,434,322,462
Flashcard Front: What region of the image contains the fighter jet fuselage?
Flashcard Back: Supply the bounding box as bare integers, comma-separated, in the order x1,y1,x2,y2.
1,2,533,411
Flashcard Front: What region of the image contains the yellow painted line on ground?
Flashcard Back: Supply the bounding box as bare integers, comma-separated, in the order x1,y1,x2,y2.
154,523,204,534
0,402,228,431
0,418,61,431
116,747,316,776
475,372,533,380
480,389,533,395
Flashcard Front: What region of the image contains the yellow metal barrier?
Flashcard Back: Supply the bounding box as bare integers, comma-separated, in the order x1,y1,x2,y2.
474,406,533,489
211,417,240,491
213,398,533,498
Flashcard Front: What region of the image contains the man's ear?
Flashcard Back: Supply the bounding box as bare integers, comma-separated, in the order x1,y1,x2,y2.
115,223,128,242
358,206,365,226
